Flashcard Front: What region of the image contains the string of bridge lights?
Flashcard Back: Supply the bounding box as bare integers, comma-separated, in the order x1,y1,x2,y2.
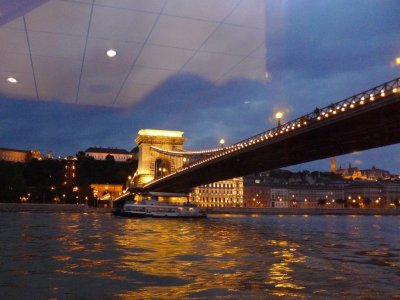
150,145,227,156
147,77,400,186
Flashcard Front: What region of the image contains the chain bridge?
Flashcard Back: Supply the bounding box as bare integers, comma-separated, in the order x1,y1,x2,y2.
130,77,400,193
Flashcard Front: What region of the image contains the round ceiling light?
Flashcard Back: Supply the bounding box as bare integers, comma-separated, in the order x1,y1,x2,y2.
106,49,117,58
7,77,18,83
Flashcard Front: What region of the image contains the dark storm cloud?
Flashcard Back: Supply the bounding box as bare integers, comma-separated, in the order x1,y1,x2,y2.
136,75,270,148
0,76,271,155
131,75,271,149
0,96,130,154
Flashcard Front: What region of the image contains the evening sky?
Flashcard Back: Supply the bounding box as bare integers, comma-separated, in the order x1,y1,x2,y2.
0,0,399,172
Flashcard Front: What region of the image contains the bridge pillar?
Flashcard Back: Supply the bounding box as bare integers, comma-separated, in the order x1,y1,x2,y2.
133,129,186,187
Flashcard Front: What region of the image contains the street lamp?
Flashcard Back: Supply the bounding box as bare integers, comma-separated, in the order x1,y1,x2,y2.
275,111,283,126
126,175,132,187
396,57,400,65
219,139,225,148
158,167,166,176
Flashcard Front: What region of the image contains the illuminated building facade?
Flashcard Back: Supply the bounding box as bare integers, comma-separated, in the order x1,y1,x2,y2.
85,147,133,162
270,187,289,208
244,185,344,208
336,164,391,180
241,168,400,209
285,185,344,208
64,156,76,186
0,147,42,163
381,181,400,205
361,166,391,180
336,164,363,180
134,129,186,186
90,183,124,208
344,182,383,207
243,184,271,207
244,182,400,209
190,178,244,207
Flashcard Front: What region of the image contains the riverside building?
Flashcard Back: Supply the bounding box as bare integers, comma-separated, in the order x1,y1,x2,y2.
243,184,271,207
0,148,42,163
85,147,133,162
242,181,399,209
190,178,244,208
336,164,392,180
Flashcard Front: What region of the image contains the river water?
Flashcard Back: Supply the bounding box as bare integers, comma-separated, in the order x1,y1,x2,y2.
0,212,399,299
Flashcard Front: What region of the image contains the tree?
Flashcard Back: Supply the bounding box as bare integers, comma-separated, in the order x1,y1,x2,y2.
0,156,137,204
24,159,64,203
105,154,115,162
0,161,27,202
335,198,345,207
76,151,86,160
363,197,371,207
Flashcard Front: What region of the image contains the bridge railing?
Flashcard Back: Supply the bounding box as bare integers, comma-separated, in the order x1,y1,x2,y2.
147,77,400,186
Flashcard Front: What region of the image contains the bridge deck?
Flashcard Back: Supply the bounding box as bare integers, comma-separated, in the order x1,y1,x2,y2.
146,79,400,192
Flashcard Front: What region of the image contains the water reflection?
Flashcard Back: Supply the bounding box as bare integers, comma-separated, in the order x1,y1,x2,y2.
266,239,306,297
114,218,270,298
0,213,399,299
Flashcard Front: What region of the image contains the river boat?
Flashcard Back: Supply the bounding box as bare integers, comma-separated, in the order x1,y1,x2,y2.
112,193,206,218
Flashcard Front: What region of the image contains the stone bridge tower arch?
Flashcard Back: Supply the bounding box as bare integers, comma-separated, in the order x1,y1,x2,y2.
133,129,186,187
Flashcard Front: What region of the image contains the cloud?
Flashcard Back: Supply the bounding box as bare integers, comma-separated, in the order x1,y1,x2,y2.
0,75,271,155
1,0,400,174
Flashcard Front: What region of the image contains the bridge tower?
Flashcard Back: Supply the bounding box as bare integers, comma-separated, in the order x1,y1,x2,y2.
133,129,186,187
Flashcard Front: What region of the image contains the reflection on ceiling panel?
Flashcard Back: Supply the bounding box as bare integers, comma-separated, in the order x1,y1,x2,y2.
0,0,266,107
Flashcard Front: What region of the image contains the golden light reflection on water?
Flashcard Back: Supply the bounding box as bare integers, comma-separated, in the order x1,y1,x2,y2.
113,218,272,299
108,216,315,299
51,213,115,278
266,239,306,298
51,255,71,262
2,213,400,299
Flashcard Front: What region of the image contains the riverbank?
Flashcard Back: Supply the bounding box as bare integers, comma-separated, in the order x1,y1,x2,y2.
0,203,88,213
1,203,400,215
207,207,400,215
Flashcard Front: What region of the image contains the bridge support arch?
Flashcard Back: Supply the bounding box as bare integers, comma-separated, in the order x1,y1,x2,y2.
133,129,186,187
